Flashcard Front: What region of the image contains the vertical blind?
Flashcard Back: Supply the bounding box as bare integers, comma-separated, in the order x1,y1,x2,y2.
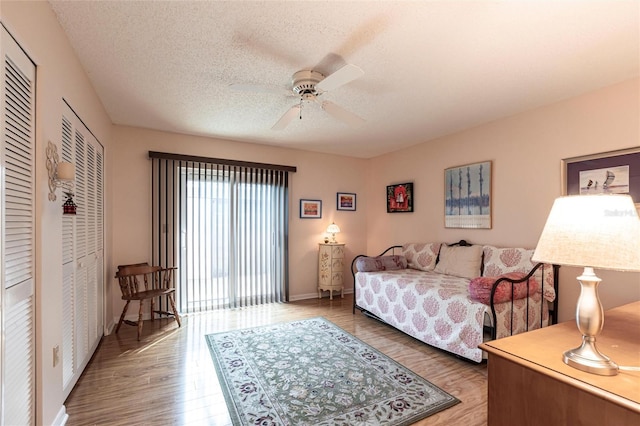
150,152,295,312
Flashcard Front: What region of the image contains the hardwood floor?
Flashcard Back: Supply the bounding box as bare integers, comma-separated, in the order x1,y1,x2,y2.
65,295,488,425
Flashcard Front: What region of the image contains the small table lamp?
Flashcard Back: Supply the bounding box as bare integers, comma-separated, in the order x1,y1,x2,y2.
532,194,640,376
326,222,341,243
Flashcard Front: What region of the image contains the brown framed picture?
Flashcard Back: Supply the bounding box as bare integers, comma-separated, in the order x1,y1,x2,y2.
387,182,413,213
300,199,322,219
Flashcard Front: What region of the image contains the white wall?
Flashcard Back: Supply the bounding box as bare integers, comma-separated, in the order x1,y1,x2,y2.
110,126,369,313
113,79,640,325
366,78,640,322
1,2,113,424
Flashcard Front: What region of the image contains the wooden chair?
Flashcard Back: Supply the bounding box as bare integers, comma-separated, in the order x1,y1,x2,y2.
115,264,182,340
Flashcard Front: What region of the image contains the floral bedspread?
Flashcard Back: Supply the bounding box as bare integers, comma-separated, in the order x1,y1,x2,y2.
355,269,551,363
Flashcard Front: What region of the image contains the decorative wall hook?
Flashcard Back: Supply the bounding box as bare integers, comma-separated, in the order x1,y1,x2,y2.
46,141,76,213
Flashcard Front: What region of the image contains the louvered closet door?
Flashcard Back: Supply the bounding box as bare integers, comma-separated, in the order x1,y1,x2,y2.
0,26,36,425
61,102,104,398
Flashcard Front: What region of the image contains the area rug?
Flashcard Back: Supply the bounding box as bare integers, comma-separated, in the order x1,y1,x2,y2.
205,317,460,425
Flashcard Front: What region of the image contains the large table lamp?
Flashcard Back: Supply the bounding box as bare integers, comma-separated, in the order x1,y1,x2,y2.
532,194,640,376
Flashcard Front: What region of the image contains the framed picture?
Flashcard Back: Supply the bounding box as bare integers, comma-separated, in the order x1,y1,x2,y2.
337,192,356,211
387,182,413,213
563,148,640,210
444,161,491,229
562,148,640,198
300,199,322,219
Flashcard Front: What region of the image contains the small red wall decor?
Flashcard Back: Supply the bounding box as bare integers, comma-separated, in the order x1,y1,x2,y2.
387,182,413,213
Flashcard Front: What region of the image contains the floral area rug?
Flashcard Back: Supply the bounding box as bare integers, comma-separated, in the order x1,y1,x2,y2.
205,317,460,425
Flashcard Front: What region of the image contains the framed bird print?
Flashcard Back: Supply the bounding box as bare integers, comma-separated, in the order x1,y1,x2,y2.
564,148,640,202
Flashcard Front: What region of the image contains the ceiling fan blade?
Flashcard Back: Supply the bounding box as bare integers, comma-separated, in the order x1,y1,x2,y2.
321,101,365,128
228,83,290,96
272,105,300,130
315,63,364,92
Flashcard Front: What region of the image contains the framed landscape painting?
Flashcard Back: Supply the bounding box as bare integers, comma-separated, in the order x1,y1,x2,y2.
300,199,322,219
337,192,356,211
444,161,491,228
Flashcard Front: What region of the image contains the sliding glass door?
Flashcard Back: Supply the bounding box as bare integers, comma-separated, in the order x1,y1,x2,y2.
151,153,293,313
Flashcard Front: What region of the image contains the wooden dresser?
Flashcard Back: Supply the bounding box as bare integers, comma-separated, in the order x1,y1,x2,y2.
480,301,640,426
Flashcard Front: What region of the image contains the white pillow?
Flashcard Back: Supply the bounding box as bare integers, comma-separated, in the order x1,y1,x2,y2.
434,244,483,279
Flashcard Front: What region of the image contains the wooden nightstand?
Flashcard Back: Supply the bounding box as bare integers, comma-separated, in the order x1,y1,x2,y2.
480,301,640,426
318,243,345,299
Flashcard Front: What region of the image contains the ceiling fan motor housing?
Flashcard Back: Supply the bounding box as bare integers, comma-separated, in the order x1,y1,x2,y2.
292,70,324,95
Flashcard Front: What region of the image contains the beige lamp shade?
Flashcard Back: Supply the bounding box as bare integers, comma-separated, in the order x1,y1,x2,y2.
326,223,341,234
532,194,640,272
327,222,341,243
56,161,75,181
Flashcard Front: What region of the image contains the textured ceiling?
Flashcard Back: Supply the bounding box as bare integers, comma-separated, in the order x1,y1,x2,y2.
49,1,639,159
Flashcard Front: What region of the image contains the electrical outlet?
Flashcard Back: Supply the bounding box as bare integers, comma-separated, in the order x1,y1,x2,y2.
53,345,60,367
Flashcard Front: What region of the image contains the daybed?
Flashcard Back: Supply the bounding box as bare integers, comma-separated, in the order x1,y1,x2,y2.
351,241,559,363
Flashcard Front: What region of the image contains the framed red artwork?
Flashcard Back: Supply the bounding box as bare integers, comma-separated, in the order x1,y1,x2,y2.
387,182,413,213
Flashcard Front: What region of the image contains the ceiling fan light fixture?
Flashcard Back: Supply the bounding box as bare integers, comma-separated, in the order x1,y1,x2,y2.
292,70,324,95
235,63,365,130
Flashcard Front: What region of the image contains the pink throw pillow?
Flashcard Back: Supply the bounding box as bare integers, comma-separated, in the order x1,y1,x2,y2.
401,243,441,271
469,272,539,305
356,255,407,272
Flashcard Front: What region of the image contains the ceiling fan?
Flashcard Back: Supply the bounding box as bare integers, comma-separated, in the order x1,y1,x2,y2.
230,63,365,130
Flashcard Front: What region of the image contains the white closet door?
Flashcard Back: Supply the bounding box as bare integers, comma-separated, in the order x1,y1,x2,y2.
60,102,104,398
61,116,75,388
0,26,36,426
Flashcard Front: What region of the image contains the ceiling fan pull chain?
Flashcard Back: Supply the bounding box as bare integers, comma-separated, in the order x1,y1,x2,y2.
299,97,303,120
